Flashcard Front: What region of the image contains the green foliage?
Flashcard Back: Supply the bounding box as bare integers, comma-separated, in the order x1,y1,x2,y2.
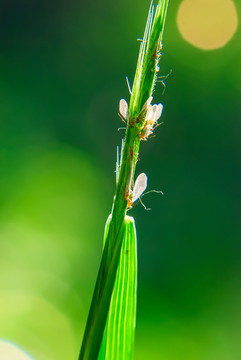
99,216,137,360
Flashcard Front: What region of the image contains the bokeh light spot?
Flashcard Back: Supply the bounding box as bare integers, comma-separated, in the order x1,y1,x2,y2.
177,0,238,50
0,339,33,360
0,292,78,359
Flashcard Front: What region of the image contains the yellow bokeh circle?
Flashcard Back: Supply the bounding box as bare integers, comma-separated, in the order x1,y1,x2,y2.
177,0,238,50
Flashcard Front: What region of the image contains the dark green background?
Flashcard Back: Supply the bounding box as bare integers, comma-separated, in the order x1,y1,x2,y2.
0,1,240,359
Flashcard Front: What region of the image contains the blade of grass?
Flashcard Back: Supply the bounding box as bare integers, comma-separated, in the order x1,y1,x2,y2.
98,216,137,360
78,1,169,359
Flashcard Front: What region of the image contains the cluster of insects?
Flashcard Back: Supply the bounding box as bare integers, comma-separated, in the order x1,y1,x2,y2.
118,96,164,210
139,96,163,140
119,96,163,141
117,96,163,210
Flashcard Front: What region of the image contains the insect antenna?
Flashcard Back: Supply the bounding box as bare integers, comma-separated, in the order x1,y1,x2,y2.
156,69,172,81
126,76,133,96
142,189,164,197
156,69,172,94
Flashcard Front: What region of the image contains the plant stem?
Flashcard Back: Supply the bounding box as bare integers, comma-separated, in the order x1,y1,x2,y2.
78,1,169,359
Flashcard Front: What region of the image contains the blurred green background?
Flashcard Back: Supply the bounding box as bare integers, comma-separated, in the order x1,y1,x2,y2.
0,0,240,359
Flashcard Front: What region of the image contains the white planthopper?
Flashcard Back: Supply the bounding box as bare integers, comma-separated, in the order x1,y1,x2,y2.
127,173,147,208
131,173,148,204
119,98,128,121
140,101,163,140
145,102,163,125
128,172,163,210
152,103,163,123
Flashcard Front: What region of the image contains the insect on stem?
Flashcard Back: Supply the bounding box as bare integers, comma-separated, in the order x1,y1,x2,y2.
119,98,128,123
127,173,148,209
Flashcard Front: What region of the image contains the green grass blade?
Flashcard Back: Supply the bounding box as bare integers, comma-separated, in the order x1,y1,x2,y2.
99,215,137,360
78,217,126,360
78,2,169,358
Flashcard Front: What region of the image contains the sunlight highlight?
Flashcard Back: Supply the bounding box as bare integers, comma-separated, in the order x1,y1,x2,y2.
0,340,33,360
177,0,238,50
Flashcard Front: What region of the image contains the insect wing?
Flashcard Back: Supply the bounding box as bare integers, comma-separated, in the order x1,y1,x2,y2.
153,103,163,122
119,99,128,119
133,173,148,202
145,105,153,121
145,96,153,108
